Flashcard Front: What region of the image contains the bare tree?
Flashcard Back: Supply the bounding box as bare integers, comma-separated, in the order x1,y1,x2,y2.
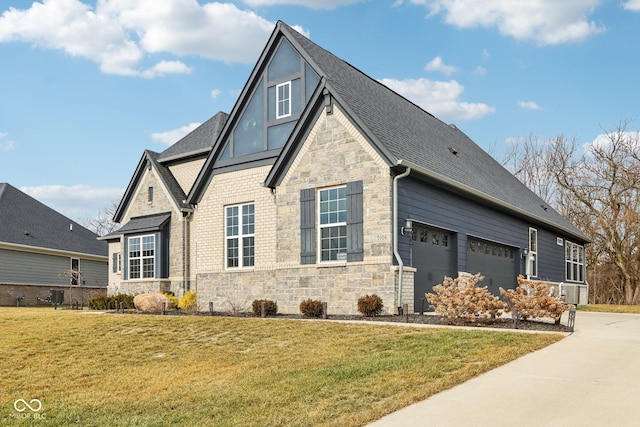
502,133,557,204
548,120,640,304
82,200,120,236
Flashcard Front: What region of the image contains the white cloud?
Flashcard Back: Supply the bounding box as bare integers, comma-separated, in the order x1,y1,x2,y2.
20,184,124,222
622,0,640,11
379,77,495,121
151,123,201,145
481,48,489,61
242,0,362,8
411,0,605,45
583,130,640,155
424,56,458,76
141,60,192,79
211,89,221,99
0,132,15,151
0,0,278,77
517,100,543,111
473,65,486,76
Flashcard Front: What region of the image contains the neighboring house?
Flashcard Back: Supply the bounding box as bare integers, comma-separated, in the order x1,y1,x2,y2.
104,21,589,314
0,183,108,306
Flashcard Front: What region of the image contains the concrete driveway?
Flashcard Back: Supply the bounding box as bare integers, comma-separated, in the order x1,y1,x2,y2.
368,311,640,427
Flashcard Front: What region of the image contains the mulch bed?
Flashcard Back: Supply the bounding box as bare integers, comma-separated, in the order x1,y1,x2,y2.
134,309,571,333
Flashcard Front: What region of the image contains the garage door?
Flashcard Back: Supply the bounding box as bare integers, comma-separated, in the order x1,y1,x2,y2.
412,225,456,312
467,237,517,295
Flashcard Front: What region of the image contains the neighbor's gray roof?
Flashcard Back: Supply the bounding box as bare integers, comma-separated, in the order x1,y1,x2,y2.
0,183,108,256
279,22,588,242
158,111,229,163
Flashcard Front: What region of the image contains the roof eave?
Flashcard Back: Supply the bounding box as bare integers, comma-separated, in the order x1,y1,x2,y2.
397,159,590,243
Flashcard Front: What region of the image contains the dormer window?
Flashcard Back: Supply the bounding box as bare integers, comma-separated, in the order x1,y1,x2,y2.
276,81,291,119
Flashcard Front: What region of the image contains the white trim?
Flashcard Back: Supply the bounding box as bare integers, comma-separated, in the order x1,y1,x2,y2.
528,227,538,278
317,185,347,263
127,234,156,279
225,202,255,269
276,81,291,119
0,241,108,262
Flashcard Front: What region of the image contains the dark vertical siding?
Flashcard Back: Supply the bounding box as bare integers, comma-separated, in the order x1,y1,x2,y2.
397,176,573,283
299,188,316,264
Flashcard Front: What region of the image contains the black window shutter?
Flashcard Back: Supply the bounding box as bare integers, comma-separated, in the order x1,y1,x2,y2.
300,188,316,264
346,180,364,262
112,253,118,273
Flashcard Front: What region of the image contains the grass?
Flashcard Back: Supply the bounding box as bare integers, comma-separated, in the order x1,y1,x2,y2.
578,304,640,314
1,308,563,426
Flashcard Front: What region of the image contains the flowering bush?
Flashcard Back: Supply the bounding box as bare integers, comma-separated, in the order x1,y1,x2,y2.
426,273,504,324
178,291,198,311
500,275,573,326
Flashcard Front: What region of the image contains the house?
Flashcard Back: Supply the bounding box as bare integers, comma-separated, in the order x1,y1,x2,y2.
0,183,108,306
104,21,589,314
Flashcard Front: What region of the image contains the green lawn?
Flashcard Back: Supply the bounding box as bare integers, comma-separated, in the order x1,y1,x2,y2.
578,304,640,314
1,308,562,426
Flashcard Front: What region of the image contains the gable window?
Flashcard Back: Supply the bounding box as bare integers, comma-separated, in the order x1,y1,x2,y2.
319,186,347,262
226,203,255,268
148,186,154,203
276,81,291,119
128,234,155,279
566,241,585,282
527,228,538,278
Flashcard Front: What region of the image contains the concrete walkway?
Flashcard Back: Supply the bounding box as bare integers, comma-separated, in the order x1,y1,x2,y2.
368,311,640,427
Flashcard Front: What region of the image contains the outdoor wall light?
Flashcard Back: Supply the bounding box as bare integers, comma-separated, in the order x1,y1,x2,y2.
402,219,413,235
522,248,529,257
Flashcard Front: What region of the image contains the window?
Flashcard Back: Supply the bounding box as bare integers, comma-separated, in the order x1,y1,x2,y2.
148,186,153,203
528,228,538,277
226,203,255,268
128,235,155,279
70,258,80,285
319,186,347,262
276,81,291,119
566,241,585,282
112,252,122,273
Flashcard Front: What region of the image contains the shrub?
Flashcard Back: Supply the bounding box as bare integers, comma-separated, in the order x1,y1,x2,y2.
160,291,179,309
357,294,384,317
178,291,198,311
500,275,574,326
426,273,504,324
300,299,324,318
252,299,278,316
87,294,135,310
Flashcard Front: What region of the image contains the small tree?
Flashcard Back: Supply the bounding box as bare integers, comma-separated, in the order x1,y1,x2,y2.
426,273,503,325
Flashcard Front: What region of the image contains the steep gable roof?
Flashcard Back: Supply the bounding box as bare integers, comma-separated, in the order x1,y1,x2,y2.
158,111,228,163
0,183,107,257
269,22,588,242
113,150,188,223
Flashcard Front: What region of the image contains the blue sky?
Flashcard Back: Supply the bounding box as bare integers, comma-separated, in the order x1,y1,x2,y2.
1,0,639,223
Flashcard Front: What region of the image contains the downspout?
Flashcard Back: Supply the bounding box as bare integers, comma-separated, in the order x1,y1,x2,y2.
393,166,411,314
181,205,194,294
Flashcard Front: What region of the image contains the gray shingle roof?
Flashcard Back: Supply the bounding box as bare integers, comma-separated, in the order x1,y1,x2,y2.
0,183,107,256
158,111,229,162
279,22,587,242
115,212,171,234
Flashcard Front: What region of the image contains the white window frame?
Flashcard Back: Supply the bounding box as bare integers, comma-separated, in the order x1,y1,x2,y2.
565,241,585,282
528,227,538,278
225,203,255,269
318,185,347,263
128,234,155,279
276,81,291,119
70,258,80,286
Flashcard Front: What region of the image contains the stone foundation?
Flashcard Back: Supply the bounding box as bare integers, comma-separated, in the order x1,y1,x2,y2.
195,263,415,315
